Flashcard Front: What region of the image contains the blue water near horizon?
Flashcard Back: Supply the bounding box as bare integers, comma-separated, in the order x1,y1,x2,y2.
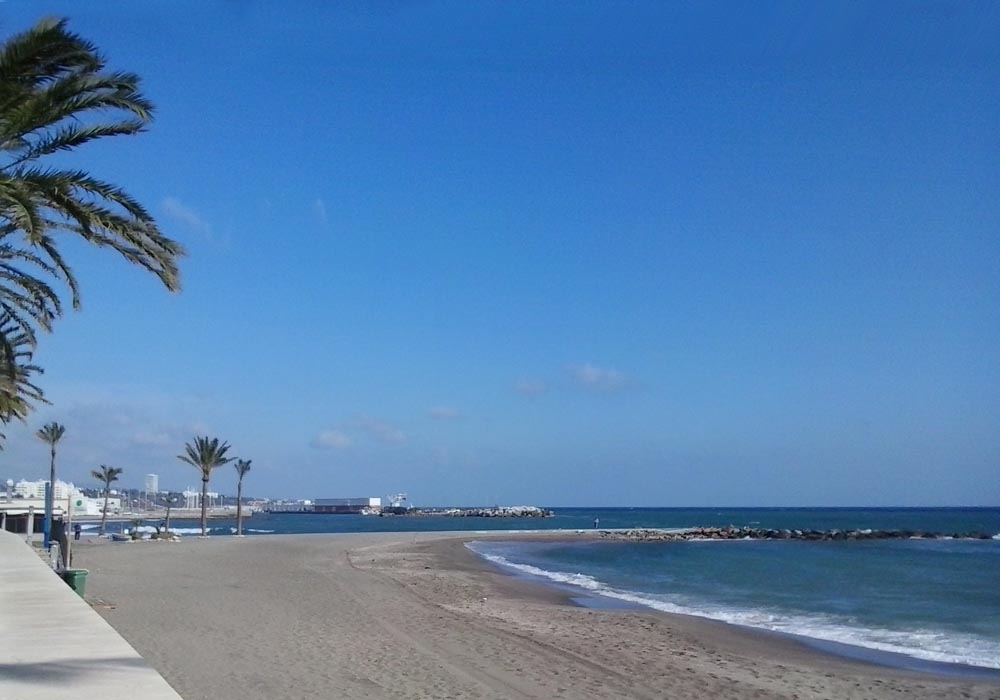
82,506,1000,538
80,506,1000,671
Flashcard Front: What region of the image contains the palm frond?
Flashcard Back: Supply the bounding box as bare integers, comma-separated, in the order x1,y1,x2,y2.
35,420,65,445
91,464,122,485
5,121,146,168
0,17,185,426
235,459,252,479
178,436,235,478
0,17,183,339
0,312,46,429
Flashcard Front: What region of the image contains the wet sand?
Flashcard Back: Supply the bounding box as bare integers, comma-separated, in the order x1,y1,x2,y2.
74,532,999,700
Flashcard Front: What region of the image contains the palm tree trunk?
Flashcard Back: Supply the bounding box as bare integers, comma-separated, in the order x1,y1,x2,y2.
100,487,110,535
236,479,243,536
200,475,208,537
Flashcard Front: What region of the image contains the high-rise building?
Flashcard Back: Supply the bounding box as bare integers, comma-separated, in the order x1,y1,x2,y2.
145,473,159,493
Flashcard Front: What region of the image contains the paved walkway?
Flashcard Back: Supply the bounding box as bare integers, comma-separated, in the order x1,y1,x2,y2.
0,530,183,700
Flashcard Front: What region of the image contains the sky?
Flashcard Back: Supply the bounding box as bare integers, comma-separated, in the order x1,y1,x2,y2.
0,2,997,506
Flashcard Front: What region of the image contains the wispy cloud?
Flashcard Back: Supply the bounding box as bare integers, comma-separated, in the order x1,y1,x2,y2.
161,197,212,237
0,386,225,488
130,430,175,448
428,406,460,420
514,378,547,396
313,198,328,226
308,415,406,450
353,415,407,445
310,429,352,450
568,363,629,392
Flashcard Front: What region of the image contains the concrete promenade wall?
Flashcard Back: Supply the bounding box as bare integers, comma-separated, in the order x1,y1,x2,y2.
0,530,183,700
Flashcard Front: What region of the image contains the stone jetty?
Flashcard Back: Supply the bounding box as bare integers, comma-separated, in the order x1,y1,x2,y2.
600,526,998,542
408,506,553,518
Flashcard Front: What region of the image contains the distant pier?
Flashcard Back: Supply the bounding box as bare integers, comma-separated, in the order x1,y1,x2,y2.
400,506,553,518
601,526,999,542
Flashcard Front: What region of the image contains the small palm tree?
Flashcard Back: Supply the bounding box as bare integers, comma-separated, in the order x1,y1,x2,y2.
35,421,65,541
164,495,177,535
90,464,122,535
177,436,233,537
233,459,251,536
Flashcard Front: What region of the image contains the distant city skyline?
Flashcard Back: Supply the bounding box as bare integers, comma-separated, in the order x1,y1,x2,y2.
0,3,997,506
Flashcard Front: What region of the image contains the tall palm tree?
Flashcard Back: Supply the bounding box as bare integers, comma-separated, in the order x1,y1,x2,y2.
0,18,185,420
35,420,65,546
233,459,251,536
177,436,233,537
90,464,122,535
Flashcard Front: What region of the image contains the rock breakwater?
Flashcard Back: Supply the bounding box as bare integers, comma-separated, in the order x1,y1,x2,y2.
600,526,997,542
408,506,553,518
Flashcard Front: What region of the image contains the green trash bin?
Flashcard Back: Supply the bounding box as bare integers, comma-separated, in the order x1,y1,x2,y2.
61,569,89,597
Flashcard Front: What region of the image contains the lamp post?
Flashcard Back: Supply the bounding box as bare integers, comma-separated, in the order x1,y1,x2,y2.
43,481,52,549
26,505,35,543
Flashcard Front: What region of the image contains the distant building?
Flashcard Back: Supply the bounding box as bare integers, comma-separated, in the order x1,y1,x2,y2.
7,479,119,516
15,479,76,500
266,501,315,513
263,498,381,514
145,473,159,493
314,497,382,514
182,489,219,509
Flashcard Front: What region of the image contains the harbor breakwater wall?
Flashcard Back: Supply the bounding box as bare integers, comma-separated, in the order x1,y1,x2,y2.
600,526,999,542
406,506,553,518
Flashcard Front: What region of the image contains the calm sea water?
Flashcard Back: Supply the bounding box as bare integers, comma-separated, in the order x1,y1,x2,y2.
84,507,1000,670
87,506,1000,537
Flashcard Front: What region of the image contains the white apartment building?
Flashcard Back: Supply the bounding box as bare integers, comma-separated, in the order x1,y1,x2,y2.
145,473,159,493
8,479,121,516
14,479,77,500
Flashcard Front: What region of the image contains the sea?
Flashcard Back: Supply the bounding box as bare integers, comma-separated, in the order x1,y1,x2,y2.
82,507,1000,673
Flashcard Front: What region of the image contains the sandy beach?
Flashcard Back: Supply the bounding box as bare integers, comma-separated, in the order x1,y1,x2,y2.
74,533,999,700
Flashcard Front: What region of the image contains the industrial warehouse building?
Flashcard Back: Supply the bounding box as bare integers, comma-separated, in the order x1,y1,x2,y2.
265,498,382,514
314,498,382,514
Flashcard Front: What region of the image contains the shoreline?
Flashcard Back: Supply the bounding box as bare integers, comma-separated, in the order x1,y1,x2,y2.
75,531,1000,700
444,535,1000,681
457,533,1000,680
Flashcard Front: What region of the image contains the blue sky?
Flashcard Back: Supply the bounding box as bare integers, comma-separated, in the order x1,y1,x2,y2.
1,2,997,506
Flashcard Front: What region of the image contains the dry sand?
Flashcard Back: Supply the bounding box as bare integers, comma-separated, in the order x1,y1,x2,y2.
74,533,999,700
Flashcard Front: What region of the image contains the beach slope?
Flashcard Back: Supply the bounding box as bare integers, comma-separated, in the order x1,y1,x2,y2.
75,533,998,700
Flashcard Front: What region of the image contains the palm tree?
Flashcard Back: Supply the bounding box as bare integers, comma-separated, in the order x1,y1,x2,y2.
90,464,122,535
177,436,233,537
164,495,177,535
0,18,185,420
233,459,251,536
35,420,65,546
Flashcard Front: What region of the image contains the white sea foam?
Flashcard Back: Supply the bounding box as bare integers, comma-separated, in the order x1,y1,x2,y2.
124,525,275,536
468,543,1000,670
127,526,211,535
